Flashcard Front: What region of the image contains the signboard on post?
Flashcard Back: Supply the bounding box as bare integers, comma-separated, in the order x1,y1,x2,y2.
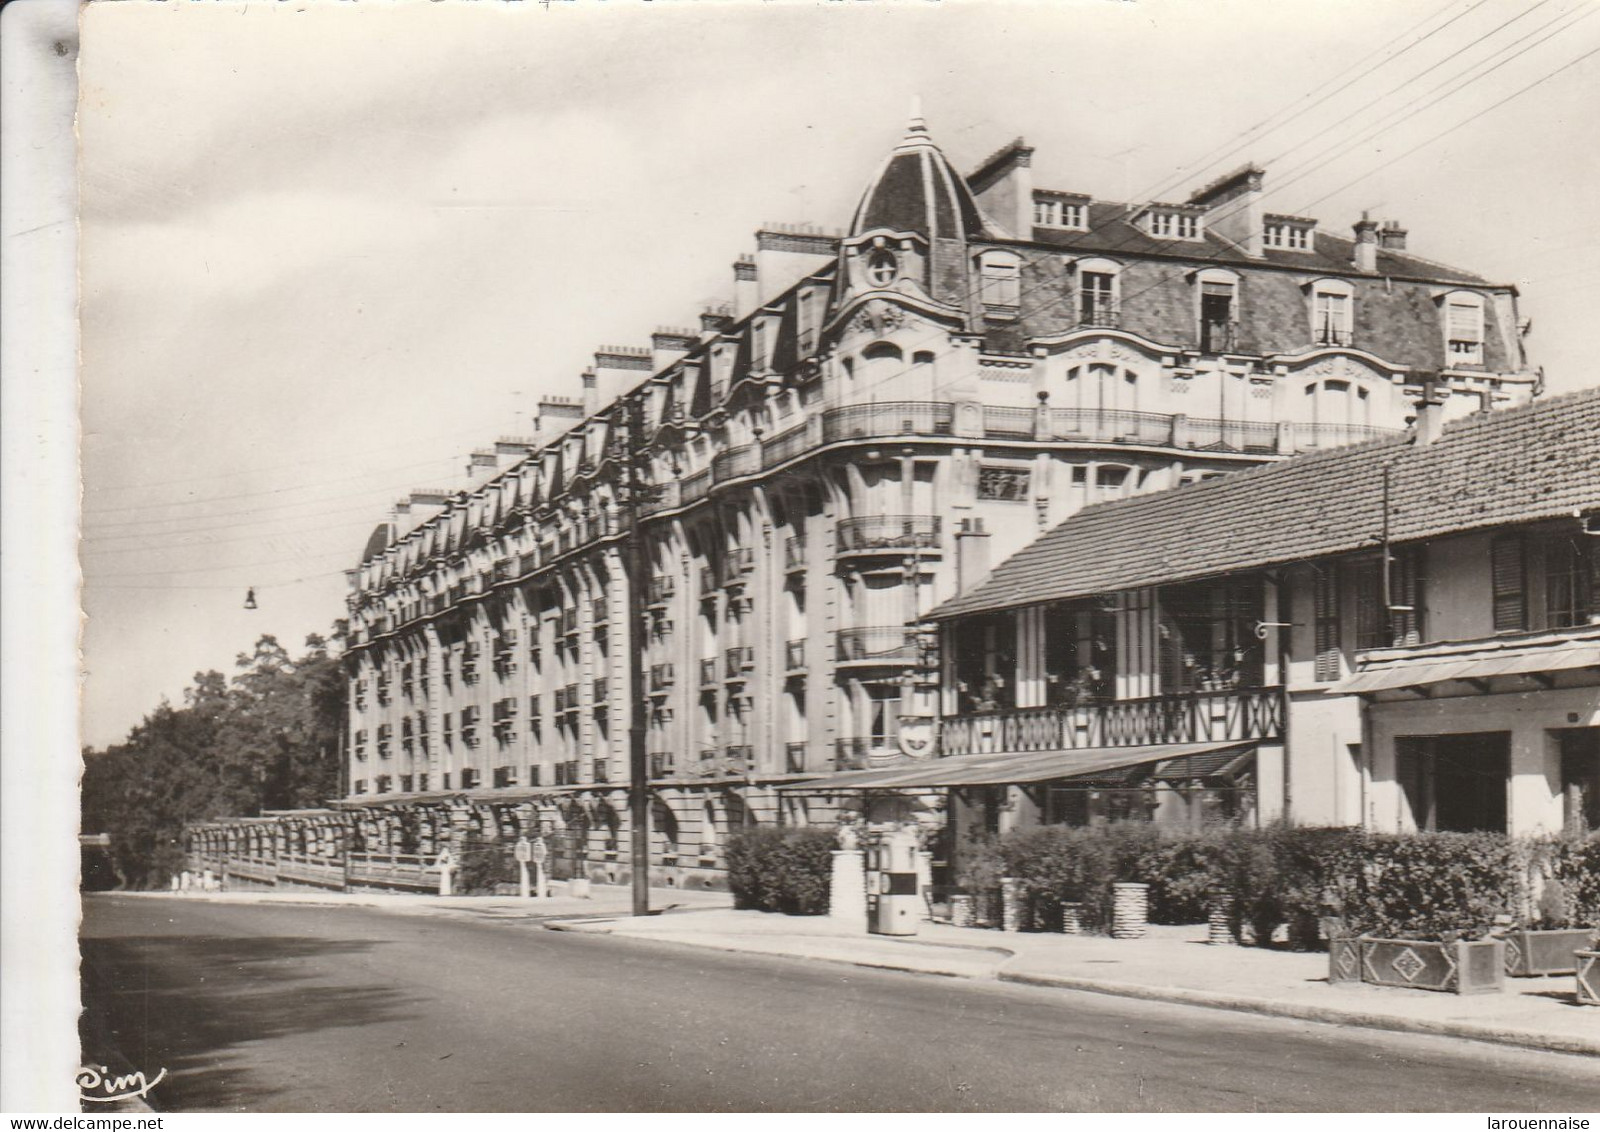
531,836,548,900
514,837,532,898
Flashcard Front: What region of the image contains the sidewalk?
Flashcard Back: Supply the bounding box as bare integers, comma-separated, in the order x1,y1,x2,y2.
546,907,1600,1058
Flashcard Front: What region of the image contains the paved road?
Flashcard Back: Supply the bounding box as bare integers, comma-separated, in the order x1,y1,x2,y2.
81,895,1600,1113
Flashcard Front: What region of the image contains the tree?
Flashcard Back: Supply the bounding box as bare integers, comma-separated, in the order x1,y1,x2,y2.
81,628,347,888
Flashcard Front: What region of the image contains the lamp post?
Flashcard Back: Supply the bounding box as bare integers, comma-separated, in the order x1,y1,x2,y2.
616,396,654,918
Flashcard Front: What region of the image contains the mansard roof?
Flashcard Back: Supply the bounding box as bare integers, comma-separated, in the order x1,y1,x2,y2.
1022,200,1493,287
929,387,1600,621
850,112,988,245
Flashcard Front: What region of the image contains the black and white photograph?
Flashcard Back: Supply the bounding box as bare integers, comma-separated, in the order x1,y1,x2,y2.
5,0,1600,1116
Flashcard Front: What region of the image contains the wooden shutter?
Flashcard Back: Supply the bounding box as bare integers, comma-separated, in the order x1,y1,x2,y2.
1314,563,1341,681
1490,534,1526,632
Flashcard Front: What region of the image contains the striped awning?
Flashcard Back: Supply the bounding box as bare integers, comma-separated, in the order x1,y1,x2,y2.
774,740,1254,792
1333,637,1600,695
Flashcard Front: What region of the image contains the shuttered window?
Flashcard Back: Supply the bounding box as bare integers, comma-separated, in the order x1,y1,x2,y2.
1391,547,1426,645
1314,563,1341,681
1352,560,1384,651
1490,534,1526,632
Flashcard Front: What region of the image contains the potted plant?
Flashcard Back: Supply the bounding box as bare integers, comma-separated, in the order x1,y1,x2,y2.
1499,875,1600,977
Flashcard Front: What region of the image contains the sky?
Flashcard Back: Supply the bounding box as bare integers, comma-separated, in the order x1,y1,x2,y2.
76,0,1600,750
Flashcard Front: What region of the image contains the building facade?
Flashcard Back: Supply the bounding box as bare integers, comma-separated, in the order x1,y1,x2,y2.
198,114,1540,891
917,389,1599,842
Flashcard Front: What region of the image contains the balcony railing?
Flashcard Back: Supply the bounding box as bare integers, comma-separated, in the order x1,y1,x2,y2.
785,742,808,774
725,547,756,581
823,401,954,443
784,536,806,571
938,685,1286,758
836,626,920,664
711,444,758,482
649,752,674,778
763,424,811,466
836,515,941,553
649,663,675,691
725,646,755,676
785,639,806,671
649,575,675,605
725,745,754,774
699,658,719,686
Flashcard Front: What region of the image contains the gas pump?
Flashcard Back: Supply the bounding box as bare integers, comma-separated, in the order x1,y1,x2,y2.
866,826,922,936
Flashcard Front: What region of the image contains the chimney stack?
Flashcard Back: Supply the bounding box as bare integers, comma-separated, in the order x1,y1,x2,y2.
1378,219,1408,251
754,225,840,302
581,367,598,416
966,137,1035,239
954,517,993,594
700,305,733,336
733,254,759,317
1189,164,1265,258
651,326,697,372
1352,212,1380,273
1412,380,1449,445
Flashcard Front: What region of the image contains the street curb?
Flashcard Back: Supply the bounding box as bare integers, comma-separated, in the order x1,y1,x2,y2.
545,918,1597,1059
542,920,1001,979
998,971,1600,1059
544,918,1016,958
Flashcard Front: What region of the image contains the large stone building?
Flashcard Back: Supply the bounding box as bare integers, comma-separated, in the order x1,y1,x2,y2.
310,113,1540,890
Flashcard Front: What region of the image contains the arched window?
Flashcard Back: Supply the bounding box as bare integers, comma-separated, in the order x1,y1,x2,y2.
861,341,903,387
867,249,899,287
1074,258,1122,327
1306,278,1355,347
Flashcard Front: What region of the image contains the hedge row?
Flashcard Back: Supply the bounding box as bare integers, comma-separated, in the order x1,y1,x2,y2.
725,827,835,915
967,826,1599,946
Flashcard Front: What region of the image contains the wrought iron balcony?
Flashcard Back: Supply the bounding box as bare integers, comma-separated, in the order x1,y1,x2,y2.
836,515,941,554
1077,300,1121,329
822,402,954,443
725,646,755,676
785,639,806,671
836,626,920,665
648,575,675,605
785,742,808,774
649,752,675,778
649,663,675,692
938,685,1286,758
724,547,756,581
699,658,719,686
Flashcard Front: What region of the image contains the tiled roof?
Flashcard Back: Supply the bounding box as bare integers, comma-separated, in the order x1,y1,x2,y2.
1027,200,1493,287
929,388,1600,620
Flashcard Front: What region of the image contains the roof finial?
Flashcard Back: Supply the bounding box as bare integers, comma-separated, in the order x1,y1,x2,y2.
906,94,927,137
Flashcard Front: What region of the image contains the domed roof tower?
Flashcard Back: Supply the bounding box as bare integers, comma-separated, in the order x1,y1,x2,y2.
849,102,988,246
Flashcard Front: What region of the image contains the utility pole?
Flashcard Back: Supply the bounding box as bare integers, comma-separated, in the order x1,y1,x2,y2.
619,396,652,918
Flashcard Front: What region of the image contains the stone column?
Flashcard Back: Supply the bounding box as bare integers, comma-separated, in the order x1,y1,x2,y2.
829,849,868,932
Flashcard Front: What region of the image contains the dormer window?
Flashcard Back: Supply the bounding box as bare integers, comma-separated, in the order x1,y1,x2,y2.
1308,279,1355,347
1033,196,1088,230
1147,210,1201,240
1264,220,1315,250
1192,268,1239,354
1073,257,1121,328
977,251,1021,311
1443,292,1485,366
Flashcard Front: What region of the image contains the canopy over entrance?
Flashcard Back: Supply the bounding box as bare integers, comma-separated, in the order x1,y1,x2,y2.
774,741,1254,792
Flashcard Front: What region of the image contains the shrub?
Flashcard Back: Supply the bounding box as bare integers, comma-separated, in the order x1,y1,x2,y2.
725,827,834,915
454,831,516,895
1515,833,1600,930
1343,831,1518,941
998,824,1162,933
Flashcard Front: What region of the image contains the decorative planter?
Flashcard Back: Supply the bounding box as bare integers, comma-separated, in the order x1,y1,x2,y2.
1329,936,1505,996
949,894,975,928
1207,902,1234,946
1000,877,1024,933
1059,901,1083,936
1499,928,1598,977
1112,882,1148,940
1576,951,1599,1006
